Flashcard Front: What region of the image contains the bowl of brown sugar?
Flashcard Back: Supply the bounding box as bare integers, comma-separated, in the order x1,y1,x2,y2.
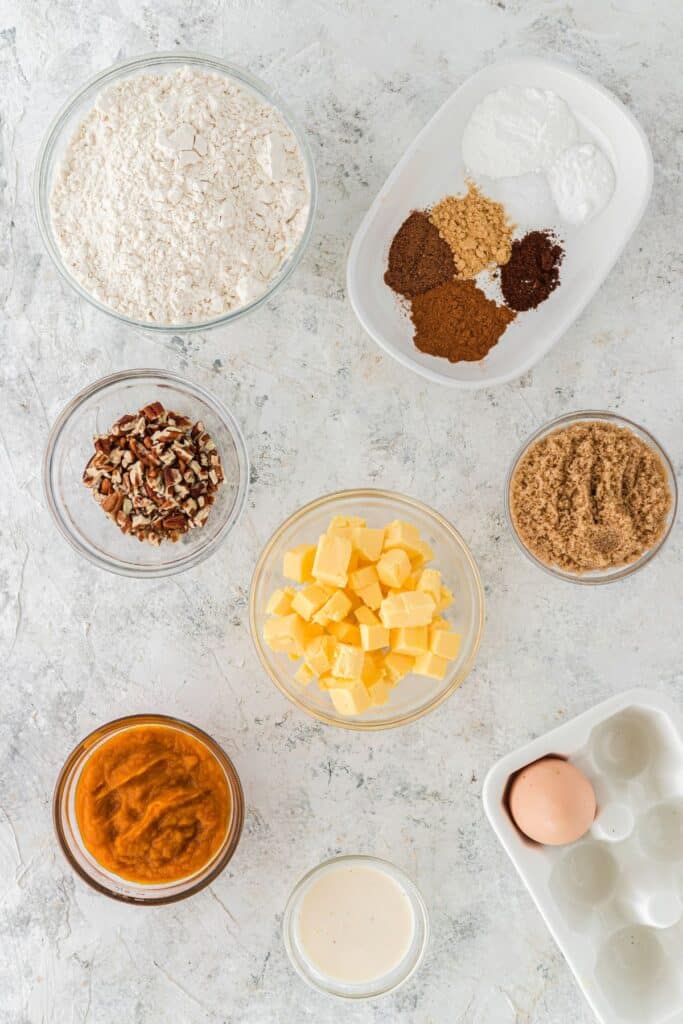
506,411,677,584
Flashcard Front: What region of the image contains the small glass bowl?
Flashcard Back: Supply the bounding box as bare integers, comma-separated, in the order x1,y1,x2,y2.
506,411,678,585
53,714,245,905
43,368,248,577
283,855,429,1000
249,489,485,730
34,51,317,332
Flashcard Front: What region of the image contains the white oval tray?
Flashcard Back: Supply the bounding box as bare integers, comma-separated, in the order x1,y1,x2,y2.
483,689,683,1024
347,57,653,389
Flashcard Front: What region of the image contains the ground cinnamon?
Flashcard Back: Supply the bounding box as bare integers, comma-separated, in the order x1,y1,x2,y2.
410,278,516,362
384,211,456,297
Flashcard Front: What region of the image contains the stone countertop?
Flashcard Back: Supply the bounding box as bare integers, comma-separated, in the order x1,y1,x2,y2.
0,1,681,1021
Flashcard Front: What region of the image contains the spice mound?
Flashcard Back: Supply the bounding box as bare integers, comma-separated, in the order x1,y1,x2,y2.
83,402,224,545
411,278,515,362
75,724,231,883
510,420,673,574
500,230,564,312
384,211,456,297
429,181,513,278
50,67,310,323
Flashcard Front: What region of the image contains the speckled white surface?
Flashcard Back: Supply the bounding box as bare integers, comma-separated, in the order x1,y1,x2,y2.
0,1,681,1022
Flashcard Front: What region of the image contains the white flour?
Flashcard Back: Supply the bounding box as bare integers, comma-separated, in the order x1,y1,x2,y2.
50,67,310,324
462,86,578,179
547,143,615,224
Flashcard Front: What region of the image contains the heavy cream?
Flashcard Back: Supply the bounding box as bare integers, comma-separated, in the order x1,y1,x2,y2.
296,861,415,984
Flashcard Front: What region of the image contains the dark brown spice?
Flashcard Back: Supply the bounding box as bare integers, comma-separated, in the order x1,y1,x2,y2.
410,278,516,362
384,211,457,298
500,230,564,312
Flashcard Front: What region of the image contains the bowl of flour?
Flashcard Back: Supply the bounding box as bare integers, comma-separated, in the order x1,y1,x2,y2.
35,52,316,331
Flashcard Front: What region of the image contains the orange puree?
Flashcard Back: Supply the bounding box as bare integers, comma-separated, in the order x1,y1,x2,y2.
75,725,230,884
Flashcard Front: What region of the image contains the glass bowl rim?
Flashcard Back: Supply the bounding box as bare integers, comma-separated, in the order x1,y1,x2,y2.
282,853,430,1000
249,488,485,731
33,49,318,333
42,367,249,578
52,713,245,905
505,409,678,585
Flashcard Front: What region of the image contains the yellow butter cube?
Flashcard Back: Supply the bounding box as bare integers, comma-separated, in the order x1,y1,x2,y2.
357,581,384,610
383,520,422,556
326,621,361,645
304,634,337,674
283,544,316,583
331,643,365,680
361,652,385,687
359,622,390,652
410,540,435,569
350,527,385,563
263,613,308,654
379,591,436,628
436,586,454,612
377,548,411,588
294,662,315,687
390,626,429,656
430,629,462,660
431,616,448,630
354,606,379,626
312,534,352,588
266,587,295,616
317,589,352,623
348,564,379,593
329,515,366,530
329,682,371,716
368,679,392,706
343,588,363,612
383,651,414,683
413,651,449,679
291,584,330,621
417,568,442,605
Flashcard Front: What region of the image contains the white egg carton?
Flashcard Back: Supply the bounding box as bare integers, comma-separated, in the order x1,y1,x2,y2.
483,689,683,1024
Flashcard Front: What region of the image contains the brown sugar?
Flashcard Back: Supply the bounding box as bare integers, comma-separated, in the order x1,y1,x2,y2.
429,181,514,279
410,277,516,362
510,421,673,573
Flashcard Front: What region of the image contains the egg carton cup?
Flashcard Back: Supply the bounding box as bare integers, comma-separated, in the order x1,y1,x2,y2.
484,689,683,1024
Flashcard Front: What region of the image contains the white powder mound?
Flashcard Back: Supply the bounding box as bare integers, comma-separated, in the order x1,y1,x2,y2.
547,143,615,225
50,67,310,324
462,86,578,179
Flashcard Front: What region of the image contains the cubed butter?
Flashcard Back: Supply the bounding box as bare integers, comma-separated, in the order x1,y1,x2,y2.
361,652,385,687
304,634,337,674
348,564,379,593
291,583,330,621
383,520,422,556
283,544,316,583
368,679,392,706
379,591,436,628
327,621,361,645
354,606,379,626
329,681,371,716
413,651,449,679
350,526,385,563
312,533,353,588
263,613,308,654
357,581,384,610
377,548,411,588
417,568,442,605
317,589,352,623
359,622,390,651
383,651,414,683
294,663,314,687
410,540,434,569
331,643,365,680
266,587,295,616
436,586,454,612
430,629,462,660
390,625,429,656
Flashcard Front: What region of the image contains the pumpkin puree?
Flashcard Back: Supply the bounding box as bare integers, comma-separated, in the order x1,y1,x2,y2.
76,724,230,883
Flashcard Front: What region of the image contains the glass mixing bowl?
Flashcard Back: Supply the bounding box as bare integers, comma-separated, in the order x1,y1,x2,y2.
34,51,317,332
249,489,485,730
43,368,248,577
506,411,678,584
53,714,245,905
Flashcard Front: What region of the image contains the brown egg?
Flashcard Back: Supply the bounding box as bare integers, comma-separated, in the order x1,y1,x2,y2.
508,757,596,846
